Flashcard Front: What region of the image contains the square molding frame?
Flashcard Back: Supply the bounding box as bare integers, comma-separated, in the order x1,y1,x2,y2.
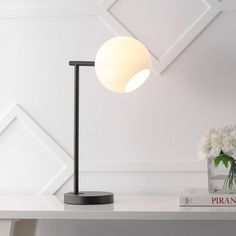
0,104,73,194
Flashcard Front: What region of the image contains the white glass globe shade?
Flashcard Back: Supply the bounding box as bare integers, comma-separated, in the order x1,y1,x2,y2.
95,36,152,93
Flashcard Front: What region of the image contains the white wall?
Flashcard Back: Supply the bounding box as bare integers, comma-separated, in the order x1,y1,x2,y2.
0,0,236,235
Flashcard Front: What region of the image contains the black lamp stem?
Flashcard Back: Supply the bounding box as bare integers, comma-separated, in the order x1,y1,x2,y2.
74,64,79,194
70,61,95,194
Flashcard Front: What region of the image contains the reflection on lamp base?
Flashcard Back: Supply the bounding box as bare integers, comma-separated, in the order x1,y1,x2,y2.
64,191,114,205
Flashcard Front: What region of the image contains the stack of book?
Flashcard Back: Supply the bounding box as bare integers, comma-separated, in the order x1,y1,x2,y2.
179,188,236,207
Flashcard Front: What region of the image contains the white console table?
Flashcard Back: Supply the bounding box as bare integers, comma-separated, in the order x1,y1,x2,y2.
1,195,236,236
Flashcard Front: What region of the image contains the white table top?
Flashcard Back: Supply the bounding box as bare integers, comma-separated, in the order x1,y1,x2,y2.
0,195,235,220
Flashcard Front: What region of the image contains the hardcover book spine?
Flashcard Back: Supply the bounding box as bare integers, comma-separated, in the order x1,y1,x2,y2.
179,195,236,207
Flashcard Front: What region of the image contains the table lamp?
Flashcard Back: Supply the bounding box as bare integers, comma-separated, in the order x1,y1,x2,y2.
64,36,152,205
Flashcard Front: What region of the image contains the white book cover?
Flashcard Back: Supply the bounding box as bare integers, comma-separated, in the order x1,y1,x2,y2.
179,188,236,207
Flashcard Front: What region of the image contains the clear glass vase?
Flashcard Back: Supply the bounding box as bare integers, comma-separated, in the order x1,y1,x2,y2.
208,157,236,193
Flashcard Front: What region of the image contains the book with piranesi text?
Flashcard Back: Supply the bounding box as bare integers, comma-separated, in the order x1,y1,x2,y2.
179,188,236,207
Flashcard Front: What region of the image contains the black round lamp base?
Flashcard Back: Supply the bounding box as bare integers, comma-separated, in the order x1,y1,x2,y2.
64,191,114,205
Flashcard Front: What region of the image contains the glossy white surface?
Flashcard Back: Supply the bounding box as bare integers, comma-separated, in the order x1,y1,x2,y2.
0,195,235,220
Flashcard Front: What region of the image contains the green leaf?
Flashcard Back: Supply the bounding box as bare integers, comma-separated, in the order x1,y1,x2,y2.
214,156,222,167
214,153,234,168
222,157,229,168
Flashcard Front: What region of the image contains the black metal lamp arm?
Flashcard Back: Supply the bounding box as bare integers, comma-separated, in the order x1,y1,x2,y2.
69,61,95,194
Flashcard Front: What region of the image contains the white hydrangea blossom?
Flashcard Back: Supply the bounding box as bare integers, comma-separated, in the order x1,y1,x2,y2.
198,125,236,160
221,125,236,158
198,127,222,160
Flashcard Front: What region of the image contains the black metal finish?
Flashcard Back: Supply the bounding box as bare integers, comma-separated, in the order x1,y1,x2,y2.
69,61,95,66
74,65,79,194
64,61,114,205
64,191,114,205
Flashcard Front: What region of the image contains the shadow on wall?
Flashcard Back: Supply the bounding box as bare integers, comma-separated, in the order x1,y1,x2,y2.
36,220,234,236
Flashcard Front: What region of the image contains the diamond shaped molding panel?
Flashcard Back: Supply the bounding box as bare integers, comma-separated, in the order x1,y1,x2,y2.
109,0,209,60
0,0,235,74
0,104,73,194
98,0,236,73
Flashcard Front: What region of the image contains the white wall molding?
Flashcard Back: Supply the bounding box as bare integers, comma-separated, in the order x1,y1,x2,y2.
0,0,235,74
0,105,205,174
0,104,73,194
0,103,205,196
98,0,236,74
0,0,234,179
99,0,222,74
81,161,206,172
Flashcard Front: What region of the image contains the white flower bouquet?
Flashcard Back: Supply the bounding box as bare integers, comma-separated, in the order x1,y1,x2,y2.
199,125,236,191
